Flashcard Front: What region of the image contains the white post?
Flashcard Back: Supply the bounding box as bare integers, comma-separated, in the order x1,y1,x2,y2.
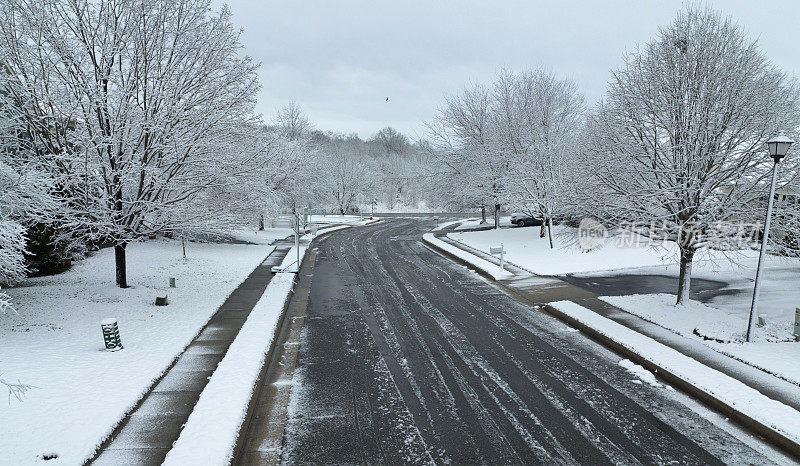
795,308,800,342
500,242,504,271
746,160,780,342
295,213,300,273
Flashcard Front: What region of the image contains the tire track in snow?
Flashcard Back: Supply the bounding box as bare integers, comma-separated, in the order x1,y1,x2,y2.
282,219,765,465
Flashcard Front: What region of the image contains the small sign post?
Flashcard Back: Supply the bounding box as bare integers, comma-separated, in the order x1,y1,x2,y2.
795,308,800,341
490,244,505,271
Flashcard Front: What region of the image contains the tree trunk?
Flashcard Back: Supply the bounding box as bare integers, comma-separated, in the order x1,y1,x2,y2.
547,217,554,249
676,247,694,305
258,214,264,231
540,222,546,238
481,205,486,224
494,204,500,229
115,243,128,288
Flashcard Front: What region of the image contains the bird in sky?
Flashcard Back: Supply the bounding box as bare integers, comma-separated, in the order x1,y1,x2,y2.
386,97,389,102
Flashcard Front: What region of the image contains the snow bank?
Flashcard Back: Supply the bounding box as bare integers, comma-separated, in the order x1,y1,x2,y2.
448,225,677,275
163,273,296,466
549,300,800,447
0,237,275,465
422,233,513,280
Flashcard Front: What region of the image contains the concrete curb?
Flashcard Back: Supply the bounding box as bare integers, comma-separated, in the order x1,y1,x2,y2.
421,233,498,282
231,223,358,463
230,260,304,465
541,303,800,458
424,227,800,458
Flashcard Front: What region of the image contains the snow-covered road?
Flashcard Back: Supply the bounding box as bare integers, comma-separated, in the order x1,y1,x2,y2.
276,219,774,464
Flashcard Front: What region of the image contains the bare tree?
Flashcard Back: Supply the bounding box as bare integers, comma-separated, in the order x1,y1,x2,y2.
427,83,507,227
370,126,410,155
275,101,312,141
0,0,261,287
584,6,800,305
493,69,585,246
322,138,371,214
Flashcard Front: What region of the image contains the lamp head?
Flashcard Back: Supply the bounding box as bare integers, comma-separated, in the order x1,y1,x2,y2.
767,134,794,163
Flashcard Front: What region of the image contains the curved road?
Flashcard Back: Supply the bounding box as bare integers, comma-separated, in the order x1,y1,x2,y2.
279,219,772,464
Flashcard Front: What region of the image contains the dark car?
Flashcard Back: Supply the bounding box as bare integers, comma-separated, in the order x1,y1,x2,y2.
510,213,544,227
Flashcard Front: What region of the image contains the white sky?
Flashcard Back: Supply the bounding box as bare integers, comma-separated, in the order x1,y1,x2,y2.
214,0,800,140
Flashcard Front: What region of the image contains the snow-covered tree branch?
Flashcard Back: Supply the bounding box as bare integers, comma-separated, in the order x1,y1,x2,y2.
581,6,800,304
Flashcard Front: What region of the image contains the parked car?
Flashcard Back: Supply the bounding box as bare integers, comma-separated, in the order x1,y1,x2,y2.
510,213,544,227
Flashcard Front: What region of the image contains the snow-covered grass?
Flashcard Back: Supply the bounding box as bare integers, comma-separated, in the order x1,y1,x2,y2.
601,293,789,344
448,225,679,275
422,233,513,280
431,218,467,231
309,214,375,225
229,227,294,244
453,216,511,231
0,235,278,465
163,273,295,466
581,254,800,338
549,300,800,448
602,293,800,386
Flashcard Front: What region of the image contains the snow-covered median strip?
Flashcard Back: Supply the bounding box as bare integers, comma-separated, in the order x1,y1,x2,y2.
422,233,513,280
163,273,296,466
548,300,800,450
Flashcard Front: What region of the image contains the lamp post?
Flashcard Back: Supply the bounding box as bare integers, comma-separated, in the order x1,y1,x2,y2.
746,134,793,342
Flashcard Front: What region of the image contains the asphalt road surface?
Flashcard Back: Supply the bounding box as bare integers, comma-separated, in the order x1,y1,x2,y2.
281,218,774,464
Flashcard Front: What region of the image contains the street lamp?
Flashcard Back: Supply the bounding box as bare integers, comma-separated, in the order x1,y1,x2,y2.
746,134,794,342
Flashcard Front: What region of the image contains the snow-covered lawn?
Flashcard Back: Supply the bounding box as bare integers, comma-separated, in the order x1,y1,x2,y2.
602,293,800,386
448,225,679,275
453,216,510,231
0,232,281,465
578,252,798,326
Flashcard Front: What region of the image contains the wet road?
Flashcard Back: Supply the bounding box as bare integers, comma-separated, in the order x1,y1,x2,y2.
281,219,771,464
560,273,739,303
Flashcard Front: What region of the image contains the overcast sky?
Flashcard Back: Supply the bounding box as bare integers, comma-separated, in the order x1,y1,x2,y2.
213,0,800,140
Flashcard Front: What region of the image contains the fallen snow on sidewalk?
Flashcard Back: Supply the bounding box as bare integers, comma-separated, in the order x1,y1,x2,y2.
550,300,800,447
0,236,275,465
448,225,679,275
163,273,295,466
422,233,513,280
601,293,800,386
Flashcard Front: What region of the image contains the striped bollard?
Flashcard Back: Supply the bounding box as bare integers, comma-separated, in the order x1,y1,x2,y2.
101,318,123,351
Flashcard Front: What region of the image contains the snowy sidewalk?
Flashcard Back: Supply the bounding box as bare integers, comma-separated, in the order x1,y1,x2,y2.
89,240,295,465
